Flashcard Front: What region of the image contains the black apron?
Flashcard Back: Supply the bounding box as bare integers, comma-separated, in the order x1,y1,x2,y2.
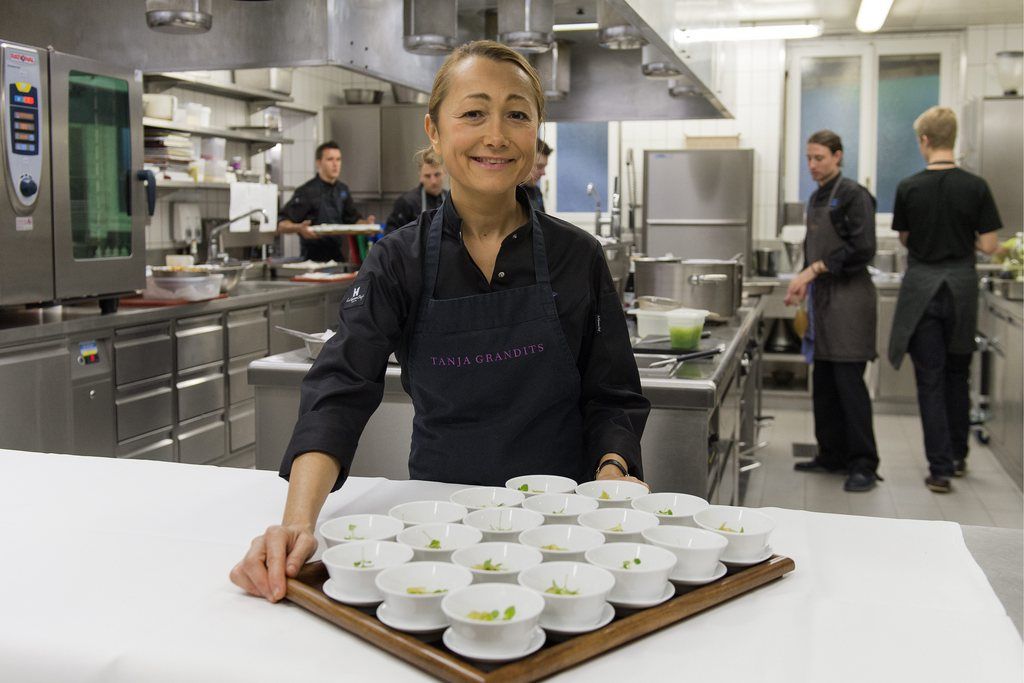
405,205,585,485
805,176,877,362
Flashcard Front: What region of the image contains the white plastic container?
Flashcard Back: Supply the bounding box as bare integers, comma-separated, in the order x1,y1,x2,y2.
632,308,672,338
666,307,709,351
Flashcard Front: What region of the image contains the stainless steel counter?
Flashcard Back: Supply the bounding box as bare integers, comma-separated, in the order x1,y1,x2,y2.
249,301,765,499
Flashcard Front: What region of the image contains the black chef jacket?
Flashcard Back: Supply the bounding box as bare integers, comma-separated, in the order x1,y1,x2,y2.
806,174,876,274
281,188,650,492
383,184,446,234
279,176,363,262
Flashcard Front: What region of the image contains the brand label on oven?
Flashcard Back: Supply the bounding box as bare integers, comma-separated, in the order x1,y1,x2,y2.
7,51,36,66
15,216,32,231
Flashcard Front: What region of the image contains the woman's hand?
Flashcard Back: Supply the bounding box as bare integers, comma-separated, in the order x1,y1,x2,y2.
230,523,318,603
595,453,650,490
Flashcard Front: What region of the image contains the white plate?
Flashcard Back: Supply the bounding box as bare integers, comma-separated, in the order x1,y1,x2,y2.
721,545,773,567
376,601,448,634
322,578,382,607
607,582,675,609
669,561,728,586
539,602,615,635
442,626,546,663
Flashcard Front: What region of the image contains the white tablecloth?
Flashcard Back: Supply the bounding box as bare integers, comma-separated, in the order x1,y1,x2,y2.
0,449,1019,682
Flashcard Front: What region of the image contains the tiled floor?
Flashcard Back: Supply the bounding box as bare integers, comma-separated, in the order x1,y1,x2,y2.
745,408,1024,529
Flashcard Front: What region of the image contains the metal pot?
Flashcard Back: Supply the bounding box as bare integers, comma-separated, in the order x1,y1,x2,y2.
344,89,384,105
391,84,429,104
754,248,779,277
634,256,742,320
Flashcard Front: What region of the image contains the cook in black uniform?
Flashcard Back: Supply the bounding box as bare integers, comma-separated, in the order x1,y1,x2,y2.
888,106,1001,493
383,148,447,234
276,140,376,262
521,138,551,212
231,40,651,602
786,130,881,493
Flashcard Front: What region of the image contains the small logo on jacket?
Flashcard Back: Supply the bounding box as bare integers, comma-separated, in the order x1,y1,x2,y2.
343,283,367,308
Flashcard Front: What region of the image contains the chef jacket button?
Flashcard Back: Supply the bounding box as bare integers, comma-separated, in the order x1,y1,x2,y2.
497,271,505,279
512,233,518,240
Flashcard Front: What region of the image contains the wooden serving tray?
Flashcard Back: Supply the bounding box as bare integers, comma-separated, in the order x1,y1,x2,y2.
287,555,795,682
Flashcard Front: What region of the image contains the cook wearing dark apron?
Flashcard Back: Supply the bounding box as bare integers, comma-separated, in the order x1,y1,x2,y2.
787,140,880,492
887,107,1003,492
279,175,363,262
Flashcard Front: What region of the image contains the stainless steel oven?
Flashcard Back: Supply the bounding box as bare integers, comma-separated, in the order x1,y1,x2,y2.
1,39,153,309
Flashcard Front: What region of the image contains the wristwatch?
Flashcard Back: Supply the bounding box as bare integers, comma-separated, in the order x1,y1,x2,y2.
596,459,628,479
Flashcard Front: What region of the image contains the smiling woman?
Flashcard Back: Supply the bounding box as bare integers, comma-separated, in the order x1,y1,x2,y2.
230,40,651,605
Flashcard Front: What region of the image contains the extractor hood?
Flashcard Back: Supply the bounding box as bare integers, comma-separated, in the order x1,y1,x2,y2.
3,0,735,120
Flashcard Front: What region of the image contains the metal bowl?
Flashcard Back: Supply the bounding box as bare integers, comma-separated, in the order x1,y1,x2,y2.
391,84,429,104
152,262,252,293
344,88,384,105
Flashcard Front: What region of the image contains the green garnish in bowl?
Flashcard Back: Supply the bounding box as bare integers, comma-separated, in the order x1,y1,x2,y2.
421,530,442,549
540,544,567,551
467,605,516,621
472,558,506,571
518,483,543,493
606,523,625,532
657,508,674,516
717,522,744,533
343,523,365,540
552,506,566,514
406,586,447,595
352,559,374,568
621,558,642,570
544,577,580,595
598,490,611,500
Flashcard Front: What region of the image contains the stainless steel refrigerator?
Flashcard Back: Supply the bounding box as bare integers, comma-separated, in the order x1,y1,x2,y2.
642,149,754,262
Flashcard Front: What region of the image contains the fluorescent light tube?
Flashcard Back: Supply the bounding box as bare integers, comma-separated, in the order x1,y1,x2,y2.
553,22,599,32
673,23,823,44
856,0,895,33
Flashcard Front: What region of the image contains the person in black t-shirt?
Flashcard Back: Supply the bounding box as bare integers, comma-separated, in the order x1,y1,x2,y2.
521,138,551,212
383,149,447,234
888,106,1001,493
277,141,376,262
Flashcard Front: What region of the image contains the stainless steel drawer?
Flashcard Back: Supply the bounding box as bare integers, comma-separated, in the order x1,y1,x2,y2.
177,413,226,466
116,431,175,462
177,364,225,422
176,314,224,371
229,399,256,452
227,306,268,358
116,380,173,442
216,446,254,469
114,323,172,386
228,351,265,405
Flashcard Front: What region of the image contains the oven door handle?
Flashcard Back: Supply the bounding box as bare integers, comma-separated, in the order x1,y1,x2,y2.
129,169,157,217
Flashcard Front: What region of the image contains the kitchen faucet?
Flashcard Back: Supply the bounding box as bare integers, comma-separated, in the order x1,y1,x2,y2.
206,209,268,263
587,179,625,241
585,182,602,236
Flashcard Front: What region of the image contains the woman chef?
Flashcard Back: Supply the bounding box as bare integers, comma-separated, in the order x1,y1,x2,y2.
231,41,651,602
785,130,880,493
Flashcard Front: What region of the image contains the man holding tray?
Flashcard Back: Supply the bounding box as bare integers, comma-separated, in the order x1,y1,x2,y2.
277,140,377,262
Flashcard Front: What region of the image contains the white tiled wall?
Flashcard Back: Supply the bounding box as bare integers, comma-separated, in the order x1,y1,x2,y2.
964,23,1024,102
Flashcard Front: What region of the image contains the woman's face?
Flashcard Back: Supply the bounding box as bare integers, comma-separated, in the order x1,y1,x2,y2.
426,57,539,199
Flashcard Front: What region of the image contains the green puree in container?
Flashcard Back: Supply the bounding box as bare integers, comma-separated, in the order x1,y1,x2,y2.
669,325,702,350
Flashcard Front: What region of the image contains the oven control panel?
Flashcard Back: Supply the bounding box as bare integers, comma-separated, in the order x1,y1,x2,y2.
2,43,42,209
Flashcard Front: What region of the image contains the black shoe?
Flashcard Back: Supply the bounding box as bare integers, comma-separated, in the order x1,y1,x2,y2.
953,459,967,477
844,471,877,492
794,458,848,474
925,475,952,493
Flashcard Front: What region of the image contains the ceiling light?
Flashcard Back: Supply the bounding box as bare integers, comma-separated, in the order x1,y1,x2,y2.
855,0,894,33
553,22,598,32
673,22,823,44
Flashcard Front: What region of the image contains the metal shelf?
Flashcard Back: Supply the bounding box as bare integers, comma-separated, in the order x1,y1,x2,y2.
249,100,318,117
143,117,293,152
156,180,231,190
145,72,295,103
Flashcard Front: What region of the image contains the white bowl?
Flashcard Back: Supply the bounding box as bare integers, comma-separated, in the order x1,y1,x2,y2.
450,486,525,511
375,561,473,628
396,523,483,561
441,583,545,655
319,513,406,548
693,506,775,562
521,493,599,525
584,542,677,602
463,507,545,542
631,492,709,527
505,474,578,497
575,480,650,508
450,542,544,584
321,540,414,603
518,524,606,562
577,507,660,543
517,561,615,629
641,526,727,580
388,500,468,528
